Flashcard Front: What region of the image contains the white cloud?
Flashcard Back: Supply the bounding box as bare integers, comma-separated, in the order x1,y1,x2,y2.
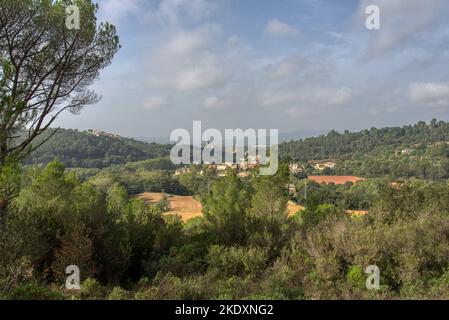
149,0,219,27
354,0,449,58
260,87,352,109
176,55,228,91
58,1,449,136
145,24,230,91
143,97,168,110
316,87,352,106
203,96,225,109
264,19,301,38
409,82,449,108
285,107,307,117
259,91,296,107
100,0,140,24
264,55,305,79
165,28,214,54
368,106,399,115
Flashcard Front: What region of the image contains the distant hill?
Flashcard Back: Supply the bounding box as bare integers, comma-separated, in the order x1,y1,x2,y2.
279,119,449,161
22,120,449,170
24,128,172,168
135,136,171,144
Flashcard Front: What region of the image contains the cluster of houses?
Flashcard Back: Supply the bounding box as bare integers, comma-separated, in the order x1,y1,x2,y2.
287,160,337,173
174,159,341,177
174,158,261,177
309,160,336,171
174,160,366,188
86,129,121,139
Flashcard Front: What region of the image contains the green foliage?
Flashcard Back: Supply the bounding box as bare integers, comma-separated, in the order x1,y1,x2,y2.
0,0,120,165
24,129,172,168
106,183,128,216
202,170,250,245
87,161,186,195
51,223,96,283
107,287,129,300
6,282,63,300
80,278,106,300
295,178,382,211
299,203,343,228
347,266,365,289
4,121,449,300
0,157,21,219
0,158,21,198
3,162,449,299
246,163,290,256
280,120,449,161
178,165,218,196
156,242,209,277
207,245,268,277
281,120,449,180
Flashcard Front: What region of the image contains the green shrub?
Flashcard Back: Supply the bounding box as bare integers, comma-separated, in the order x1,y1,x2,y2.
80,278,106,300
347,265,365,289
108,287,129,300
207,245,268,277
7,282,63,300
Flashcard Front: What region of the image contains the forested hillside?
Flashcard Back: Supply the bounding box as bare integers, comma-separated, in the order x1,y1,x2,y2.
280,119,449,161
22,129,172,168
22,120,449,178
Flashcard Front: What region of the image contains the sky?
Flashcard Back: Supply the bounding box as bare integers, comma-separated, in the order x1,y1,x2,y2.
55,0,449,140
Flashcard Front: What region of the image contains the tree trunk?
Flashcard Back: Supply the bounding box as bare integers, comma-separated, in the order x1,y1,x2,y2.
0,199,6,224
0,140,9,223
0,139,7,168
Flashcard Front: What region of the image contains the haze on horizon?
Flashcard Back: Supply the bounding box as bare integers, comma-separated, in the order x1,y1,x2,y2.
55,0,449,140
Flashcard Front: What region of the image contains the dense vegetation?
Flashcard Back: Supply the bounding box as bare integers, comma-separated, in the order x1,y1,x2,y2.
2,0,449,301
23,129,172,168
280,119,449,160
1,156,449,300
293,178,381,210
2,119,449,300
21,121,449,182
81,157,188,195
281,119,449,180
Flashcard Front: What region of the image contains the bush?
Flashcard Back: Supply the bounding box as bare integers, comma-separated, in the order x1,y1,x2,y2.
6,282,63,300
108,287,129,300
207,245,268,277
80,278,106,300
347,266,365,289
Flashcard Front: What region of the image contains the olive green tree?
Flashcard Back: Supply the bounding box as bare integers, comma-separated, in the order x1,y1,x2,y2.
0,0,120,216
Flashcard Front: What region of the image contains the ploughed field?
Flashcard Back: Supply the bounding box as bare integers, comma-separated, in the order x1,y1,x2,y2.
138,192,203,221
137,192,307,221
308,175,365,185
287,201,305,215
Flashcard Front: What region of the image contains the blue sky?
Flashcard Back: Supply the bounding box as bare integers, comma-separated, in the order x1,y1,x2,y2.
56,0,449,139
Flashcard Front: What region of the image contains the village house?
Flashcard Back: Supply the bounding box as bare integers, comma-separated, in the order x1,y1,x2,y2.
289,163,303,174
87,129,121,139
312,161,336,171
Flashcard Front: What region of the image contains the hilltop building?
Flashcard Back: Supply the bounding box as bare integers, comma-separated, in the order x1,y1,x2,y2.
86,129,121,139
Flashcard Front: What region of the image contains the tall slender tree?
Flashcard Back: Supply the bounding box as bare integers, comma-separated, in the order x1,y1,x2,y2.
0,0,120,217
